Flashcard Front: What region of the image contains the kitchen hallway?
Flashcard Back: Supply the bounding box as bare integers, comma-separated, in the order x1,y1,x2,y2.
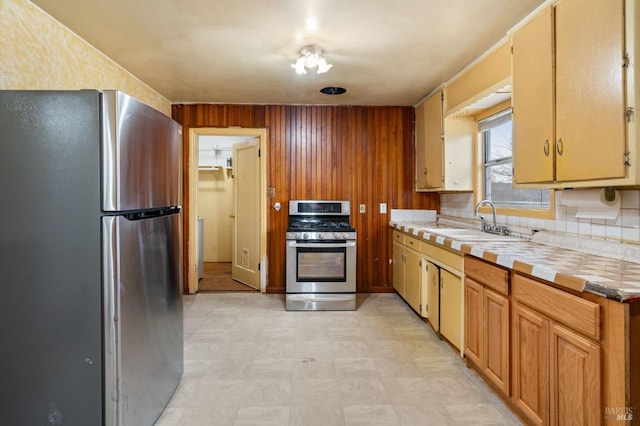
156,293,521,425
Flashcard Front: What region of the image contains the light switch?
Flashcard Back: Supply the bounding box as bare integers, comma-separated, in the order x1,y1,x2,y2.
359,204,366,213
380,203,387,214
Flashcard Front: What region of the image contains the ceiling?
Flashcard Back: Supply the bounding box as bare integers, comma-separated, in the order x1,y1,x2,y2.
30,0,545,106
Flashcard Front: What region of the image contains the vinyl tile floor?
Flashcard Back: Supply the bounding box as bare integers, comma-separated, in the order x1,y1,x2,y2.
155,293,522,426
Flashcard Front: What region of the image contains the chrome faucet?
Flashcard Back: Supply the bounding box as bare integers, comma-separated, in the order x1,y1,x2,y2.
474,200,507,235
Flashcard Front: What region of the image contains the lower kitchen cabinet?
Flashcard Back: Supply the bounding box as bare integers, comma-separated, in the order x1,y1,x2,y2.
549,322,601,425
464,256,510,396
512,302,549,425
421,240,464,351
425,259,440,331
403,247,421,313
392,231,422,313
512,273,601,425
484,289,510,393
439,268,462,350
392,239,405,297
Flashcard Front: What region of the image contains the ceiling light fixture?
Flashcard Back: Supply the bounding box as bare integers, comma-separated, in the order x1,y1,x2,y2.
291,45,333,74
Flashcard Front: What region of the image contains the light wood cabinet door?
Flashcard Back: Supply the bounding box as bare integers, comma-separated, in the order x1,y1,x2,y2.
426,261,440,332
415,102,428,190
549,323,601,426
464,278,483,367
512,303,549,426
403,247,421,313
440,268,462,350
392,241,405,297
554,0,626,182
483,288,510,396
423,91,444,190
512,6,555,184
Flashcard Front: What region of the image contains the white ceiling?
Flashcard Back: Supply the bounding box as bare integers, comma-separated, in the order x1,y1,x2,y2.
30,0,545,106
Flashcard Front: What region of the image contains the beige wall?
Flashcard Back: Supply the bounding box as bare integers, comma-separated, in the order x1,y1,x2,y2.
198,169,233,262
0,0,170,115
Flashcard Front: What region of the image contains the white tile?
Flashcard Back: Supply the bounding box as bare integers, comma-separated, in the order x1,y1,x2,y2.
621,209,640,228
621,190,640,209
622,227,640,244
605,224,623,242
592,224,607,239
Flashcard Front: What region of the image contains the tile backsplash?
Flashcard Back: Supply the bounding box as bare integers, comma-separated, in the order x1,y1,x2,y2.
440,190,640,245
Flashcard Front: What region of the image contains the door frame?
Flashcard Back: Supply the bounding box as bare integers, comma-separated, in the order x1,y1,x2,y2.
187,127,268,294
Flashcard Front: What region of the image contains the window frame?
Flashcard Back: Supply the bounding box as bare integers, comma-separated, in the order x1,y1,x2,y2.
474,101,555,219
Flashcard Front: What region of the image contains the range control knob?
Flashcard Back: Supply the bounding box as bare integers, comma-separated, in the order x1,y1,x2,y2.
295,233,302,239
318,233,326,240
303,233,309,240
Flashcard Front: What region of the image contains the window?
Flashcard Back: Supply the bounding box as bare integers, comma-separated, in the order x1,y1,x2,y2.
479,108,550,210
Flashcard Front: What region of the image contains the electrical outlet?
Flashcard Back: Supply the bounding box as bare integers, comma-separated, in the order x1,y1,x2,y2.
359,204,366,213
380,203,387,214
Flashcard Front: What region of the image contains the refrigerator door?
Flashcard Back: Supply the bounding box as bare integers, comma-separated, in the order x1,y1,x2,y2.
0,90,103,425
102,91,182,212
103,213,183,426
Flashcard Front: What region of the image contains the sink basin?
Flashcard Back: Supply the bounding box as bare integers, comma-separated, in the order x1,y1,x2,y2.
423,228,526,242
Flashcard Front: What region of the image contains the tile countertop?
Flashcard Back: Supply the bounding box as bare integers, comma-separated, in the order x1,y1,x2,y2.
390,221,640,303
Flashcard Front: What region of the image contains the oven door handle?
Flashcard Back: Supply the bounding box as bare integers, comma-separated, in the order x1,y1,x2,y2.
287,241,356,248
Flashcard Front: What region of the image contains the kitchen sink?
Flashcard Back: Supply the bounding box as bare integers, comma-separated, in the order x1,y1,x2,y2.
423,228,526,242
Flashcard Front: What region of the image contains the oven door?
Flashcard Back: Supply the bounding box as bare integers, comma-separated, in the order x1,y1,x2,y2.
286,240,356,293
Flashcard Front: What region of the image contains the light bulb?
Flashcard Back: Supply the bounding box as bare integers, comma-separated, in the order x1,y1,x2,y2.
291,57,307,74
317,57,333,74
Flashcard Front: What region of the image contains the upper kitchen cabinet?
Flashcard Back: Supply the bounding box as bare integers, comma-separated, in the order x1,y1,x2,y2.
415,40,513,193
513,0,633,187
416,91,444,190
415,89,474,192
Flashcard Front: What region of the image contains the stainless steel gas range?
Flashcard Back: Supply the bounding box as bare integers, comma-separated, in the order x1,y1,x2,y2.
286,200,357,311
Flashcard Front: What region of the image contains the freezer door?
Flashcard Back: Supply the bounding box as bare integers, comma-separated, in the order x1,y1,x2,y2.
102,91,182,212
103,213,183,426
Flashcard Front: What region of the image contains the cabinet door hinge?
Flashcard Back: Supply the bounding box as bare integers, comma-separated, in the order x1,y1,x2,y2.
624,152,632,167
623,54,630,68
419,259,422,267
626,107,634,123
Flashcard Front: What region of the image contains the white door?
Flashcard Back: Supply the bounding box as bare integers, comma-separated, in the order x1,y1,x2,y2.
232,139,260,289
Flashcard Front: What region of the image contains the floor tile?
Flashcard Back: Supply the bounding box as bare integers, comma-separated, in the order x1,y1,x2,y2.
233,406,289,426
343,404,400,425
289,405,345,426
156,293,521,426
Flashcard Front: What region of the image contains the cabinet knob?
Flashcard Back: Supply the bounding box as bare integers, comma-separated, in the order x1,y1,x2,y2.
556,138,564,156
543,139,550,157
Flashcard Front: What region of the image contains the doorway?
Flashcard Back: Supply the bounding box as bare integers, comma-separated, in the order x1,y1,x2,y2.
187,128,268,294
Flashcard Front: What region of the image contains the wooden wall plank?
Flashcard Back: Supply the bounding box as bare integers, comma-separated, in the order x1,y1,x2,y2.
172,103,439,293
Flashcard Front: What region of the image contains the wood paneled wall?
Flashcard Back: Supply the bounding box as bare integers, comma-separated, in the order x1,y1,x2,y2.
172,104,439,293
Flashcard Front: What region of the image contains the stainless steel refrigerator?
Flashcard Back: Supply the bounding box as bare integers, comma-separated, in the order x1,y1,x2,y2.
0,90,184,425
